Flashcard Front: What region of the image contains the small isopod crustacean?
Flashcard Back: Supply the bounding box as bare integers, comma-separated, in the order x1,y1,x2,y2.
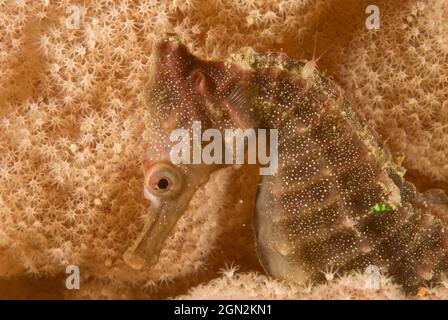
125,38,448,294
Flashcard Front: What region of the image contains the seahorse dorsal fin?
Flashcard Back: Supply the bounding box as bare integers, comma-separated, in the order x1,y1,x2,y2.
223,81,258,129
228,81,256,107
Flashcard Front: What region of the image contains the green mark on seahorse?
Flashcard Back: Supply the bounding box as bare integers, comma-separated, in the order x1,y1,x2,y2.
370,203,396,215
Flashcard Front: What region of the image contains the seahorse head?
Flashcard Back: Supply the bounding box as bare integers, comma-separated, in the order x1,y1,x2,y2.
123,39,252,269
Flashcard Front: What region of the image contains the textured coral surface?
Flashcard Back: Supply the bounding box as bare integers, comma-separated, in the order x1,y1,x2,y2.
0,0,447,299
339,0,448,185
178,267,407,300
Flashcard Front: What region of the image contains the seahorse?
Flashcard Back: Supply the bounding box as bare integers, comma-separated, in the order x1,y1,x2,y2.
124,38,448,294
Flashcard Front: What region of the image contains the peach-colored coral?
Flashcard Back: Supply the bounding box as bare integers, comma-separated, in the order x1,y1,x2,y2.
179,267,407,300
0,0,446,299
338,0,448,184
179,267,301,300
179,268,448,300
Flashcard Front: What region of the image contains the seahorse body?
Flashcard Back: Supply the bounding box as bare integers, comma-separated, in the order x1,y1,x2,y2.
237,50,448,294
136,39,448,294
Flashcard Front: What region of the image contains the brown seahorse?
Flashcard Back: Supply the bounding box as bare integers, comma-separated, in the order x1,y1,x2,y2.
124,38,448,294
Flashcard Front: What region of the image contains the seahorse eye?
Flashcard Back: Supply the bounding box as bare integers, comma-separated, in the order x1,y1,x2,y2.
144,163,183,198
157,178,169,190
